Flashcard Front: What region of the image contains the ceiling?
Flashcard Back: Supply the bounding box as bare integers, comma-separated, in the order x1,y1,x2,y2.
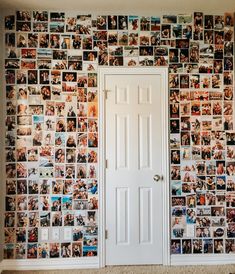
0,0,234,14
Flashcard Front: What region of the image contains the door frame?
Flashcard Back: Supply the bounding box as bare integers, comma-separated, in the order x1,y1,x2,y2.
98,67,170,267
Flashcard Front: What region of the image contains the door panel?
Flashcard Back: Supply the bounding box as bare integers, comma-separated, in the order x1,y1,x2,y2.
138,114,151,169
105,72,163,265
116,114,129,169
139,187,152,244
116,187,129,245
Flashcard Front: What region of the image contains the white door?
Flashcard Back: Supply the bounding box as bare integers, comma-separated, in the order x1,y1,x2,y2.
103,68,166,265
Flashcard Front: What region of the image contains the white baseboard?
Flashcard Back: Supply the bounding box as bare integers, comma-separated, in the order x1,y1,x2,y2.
0,257,99,271
2,255,235,270
171,254,235,266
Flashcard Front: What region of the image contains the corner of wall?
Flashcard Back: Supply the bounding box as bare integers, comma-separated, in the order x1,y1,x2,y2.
0,8,6,264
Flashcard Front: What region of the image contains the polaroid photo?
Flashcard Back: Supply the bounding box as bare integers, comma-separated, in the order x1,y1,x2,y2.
63,227,72,241
66,17,77,32
51,86,61,100
5,227,15,243
73,199,88,210
171,181,182,196
49,243,60,258
4,244,15,259
16,11,31,21
82,62,95,71
5,116,16,133
16,33,27,48
6,180,16,196
172,207,186,219
172,227,186,239
51,180,63,195
181,239,192,254
199,43,214,59
117,31,128,46
50,12,65,22
86,211,97,226
72,227,83,242
5,59,20,70
149,32,160,46
224,72,233,85
51,212,62,227
28,227,38,243
6,85,16,100
54,161,65,176
139,56,154,66
127,15,138,31
15,243,26,259
16,212,27,228
87,179,98,196
71,242,82,257
33,22,48,32
117,15,128,30
5,33,15,48
40,212,50,227
170,134,180,149
70,34,82,50
171,240,181,254
29,211,39,227
77,15,91,34
33,11,48,22
42,131,54,146
38,179,51,195
17,179,27,195
82,36,93,50
98,50,108,65
27,243,37,259
87,73,97,88
203,15,213,30
107,15,117,30
27,163,39,180
172,24,182,38
62,195,73,210
38,243,49,258
214,15,224,30
224,41,233,56
109,56,123,66
61,242,71,258
83,235,98,249
96,16,107,30
16,21,31,32
150,16,160,31
227,223,235,238
63,211,75,226
14,228,24,245
5,15,15,30
16,195,27,212
225,239,235,253
21,60,36,70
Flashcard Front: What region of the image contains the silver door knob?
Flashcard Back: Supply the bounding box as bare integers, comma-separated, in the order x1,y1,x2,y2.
153,175,162,182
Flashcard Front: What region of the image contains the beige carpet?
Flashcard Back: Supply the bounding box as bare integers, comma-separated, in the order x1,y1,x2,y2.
2,265,235,274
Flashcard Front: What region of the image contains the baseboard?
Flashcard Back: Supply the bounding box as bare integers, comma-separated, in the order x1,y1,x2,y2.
171,254,235,266
0,257,99,271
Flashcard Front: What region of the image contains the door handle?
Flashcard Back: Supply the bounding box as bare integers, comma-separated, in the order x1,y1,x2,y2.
153,175,163,182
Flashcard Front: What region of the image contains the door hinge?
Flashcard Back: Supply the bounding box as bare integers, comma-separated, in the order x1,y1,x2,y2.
103,89,111,99
105,159,108,169
105,229,108,239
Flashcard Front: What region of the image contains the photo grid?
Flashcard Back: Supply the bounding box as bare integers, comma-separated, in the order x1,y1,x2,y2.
4,11,235,258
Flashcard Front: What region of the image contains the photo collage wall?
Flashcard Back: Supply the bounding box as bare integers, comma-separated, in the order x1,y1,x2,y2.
3,11,234,259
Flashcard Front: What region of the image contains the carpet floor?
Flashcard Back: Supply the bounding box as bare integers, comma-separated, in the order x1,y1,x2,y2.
2,265,235,274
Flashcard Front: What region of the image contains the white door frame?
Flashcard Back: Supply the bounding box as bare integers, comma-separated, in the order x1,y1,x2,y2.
98,67,170,267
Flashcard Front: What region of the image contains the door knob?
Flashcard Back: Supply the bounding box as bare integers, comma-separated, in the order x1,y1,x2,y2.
153,175,162,182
